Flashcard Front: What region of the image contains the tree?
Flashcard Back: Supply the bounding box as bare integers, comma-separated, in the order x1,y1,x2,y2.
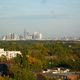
0,55,7,62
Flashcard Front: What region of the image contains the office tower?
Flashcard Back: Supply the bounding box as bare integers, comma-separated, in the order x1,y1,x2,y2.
24,29,27,40
32,32,43,40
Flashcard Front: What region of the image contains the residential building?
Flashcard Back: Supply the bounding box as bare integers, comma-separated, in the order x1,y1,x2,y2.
0,48,21,59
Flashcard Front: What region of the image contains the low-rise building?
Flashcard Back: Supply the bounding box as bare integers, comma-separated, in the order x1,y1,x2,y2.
0,48,21,59
41,68,80,80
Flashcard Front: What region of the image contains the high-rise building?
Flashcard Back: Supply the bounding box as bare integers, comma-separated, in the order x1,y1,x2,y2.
32,32,43,40
0,31,43,40
23,29,27,40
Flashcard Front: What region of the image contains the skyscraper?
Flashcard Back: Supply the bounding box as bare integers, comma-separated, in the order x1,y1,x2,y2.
24,29,27,40
32,32,43,40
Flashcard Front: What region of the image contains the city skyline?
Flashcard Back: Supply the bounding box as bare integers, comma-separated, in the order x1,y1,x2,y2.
0,31,43,40
0,0,80,38
0,31,80,41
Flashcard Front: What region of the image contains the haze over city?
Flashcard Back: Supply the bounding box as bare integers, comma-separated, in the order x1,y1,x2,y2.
0,0,80,38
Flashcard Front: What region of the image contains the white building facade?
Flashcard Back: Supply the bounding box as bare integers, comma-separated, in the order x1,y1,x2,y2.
0,48,21,59
32,32,43,40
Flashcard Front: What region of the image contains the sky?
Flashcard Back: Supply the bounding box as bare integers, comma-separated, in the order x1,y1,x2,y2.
0,0,80,38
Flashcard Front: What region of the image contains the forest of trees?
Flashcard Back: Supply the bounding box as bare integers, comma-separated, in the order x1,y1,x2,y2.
0,40,80,80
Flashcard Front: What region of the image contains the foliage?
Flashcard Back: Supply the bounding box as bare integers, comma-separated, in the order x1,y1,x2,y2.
0,41,80,80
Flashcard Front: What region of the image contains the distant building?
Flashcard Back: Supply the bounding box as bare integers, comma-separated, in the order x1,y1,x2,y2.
0,31,43,40
0,48,21,59
23,29,27,40
32,32,43,40
26,35,32,40
1,33,15,40
19,34,24,40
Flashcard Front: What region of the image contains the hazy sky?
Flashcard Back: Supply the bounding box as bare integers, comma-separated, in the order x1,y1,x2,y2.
0,0,80,38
